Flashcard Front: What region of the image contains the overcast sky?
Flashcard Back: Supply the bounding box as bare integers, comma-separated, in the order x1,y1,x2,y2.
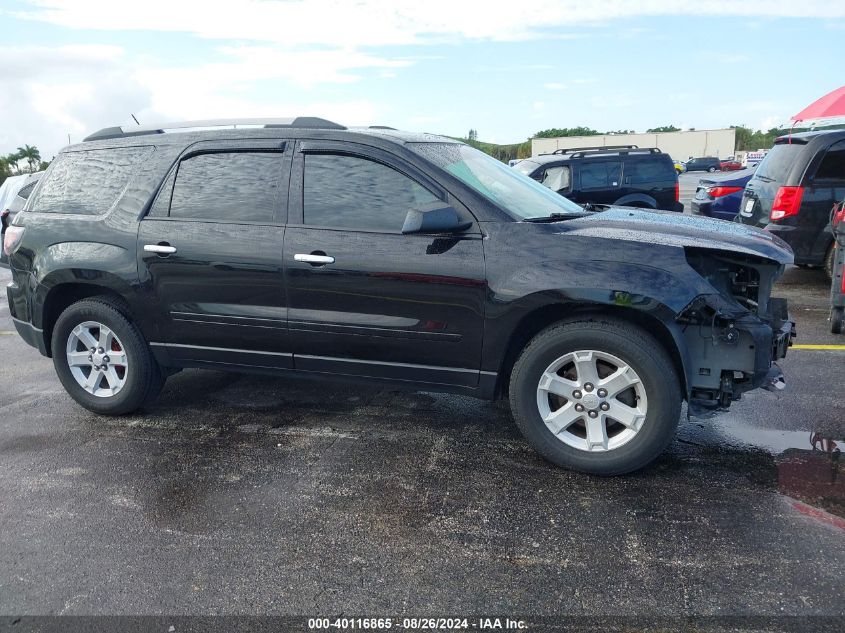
2,0,844,159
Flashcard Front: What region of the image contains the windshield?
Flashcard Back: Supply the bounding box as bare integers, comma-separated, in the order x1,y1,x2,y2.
408,143,585,219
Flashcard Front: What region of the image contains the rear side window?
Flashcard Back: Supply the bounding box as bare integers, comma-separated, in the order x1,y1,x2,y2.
580,161,621,189
169,152,283,222
625,159,672,184
754,143,805,182
30,146,154,215
813,141,845,181
303,154,439,232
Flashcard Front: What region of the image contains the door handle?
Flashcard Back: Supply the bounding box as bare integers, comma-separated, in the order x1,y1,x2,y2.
144,243,177,255
294,253,335,265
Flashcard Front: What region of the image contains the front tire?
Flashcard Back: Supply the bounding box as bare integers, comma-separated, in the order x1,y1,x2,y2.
51,297,165,415
509,318,682,475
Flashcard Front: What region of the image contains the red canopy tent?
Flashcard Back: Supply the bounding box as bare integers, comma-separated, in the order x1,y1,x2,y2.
789,85,845,141
792,84,845,122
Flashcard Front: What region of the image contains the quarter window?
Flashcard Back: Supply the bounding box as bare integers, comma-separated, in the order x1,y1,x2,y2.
303,154,439,232
169,152,282,222
30,146,154,215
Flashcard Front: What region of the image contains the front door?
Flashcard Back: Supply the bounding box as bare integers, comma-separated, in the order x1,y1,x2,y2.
138,142,292,369
283,141,486,388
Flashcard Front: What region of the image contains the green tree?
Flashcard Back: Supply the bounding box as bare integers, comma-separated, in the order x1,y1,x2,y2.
16,145,41,173
534,127,600,138
467,129,478,142
646,125,680,133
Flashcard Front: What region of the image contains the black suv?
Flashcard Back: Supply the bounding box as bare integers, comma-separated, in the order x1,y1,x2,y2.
514,146,683,212
684,157,722,173
737,130,845,277
4,118,795,475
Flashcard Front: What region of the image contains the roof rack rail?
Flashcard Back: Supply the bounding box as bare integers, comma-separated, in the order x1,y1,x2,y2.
551,145,638,154
368,125,397,130
540,146,662,159
83,117,346,142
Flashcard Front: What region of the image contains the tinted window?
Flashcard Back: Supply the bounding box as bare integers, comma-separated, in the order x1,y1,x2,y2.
580,161,621,189
304,154,439,231
814,141,845,181
31,146,154,215
626,159,672,184
170,152,282,222
754,143,805,182
17,180,39,200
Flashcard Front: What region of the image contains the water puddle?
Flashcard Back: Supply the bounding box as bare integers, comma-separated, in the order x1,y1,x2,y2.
682,415,844,520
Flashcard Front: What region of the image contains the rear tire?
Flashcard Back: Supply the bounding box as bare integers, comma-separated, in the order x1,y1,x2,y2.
708,166,717,172
824,242,835,281
509,318,682,475
51,297,165,415
832,307,845,335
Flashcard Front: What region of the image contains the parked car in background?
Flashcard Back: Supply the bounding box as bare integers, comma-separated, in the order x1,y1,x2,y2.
690,168,755,221
737,129,845,278
1,172,43,267
515,145,683,211
673,159,686,174
5,117,794,475
719,159,742,171
684,157,722,173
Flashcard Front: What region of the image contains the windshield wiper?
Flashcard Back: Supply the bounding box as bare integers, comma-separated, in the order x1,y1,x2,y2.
522,213,580,223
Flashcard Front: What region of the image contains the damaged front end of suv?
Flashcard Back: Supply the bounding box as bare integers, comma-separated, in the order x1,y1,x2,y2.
678,248,795,415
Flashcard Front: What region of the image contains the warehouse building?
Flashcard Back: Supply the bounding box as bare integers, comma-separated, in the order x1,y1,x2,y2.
531,128,737,161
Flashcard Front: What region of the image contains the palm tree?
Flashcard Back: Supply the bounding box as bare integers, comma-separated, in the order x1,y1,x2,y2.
16,145,41,174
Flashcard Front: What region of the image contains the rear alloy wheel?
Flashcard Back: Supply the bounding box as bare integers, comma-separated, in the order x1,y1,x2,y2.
52,297,165,415
509,318,681,475
708,166,717,172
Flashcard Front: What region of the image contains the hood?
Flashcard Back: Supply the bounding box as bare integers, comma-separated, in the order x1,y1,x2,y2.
562,207,794,265
698,168,755,188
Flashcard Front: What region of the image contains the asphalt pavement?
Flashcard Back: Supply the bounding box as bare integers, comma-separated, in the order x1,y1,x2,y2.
0,255,843,621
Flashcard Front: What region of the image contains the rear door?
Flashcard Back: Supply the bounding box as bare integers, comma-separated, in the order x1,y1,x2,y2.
282,140,486,387
137,140,292,369
577,159,621,205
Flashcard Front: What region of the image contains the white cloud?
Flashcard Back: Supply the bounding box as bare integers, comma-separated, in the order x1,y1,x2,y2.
15,1,845,46
544,82,567,90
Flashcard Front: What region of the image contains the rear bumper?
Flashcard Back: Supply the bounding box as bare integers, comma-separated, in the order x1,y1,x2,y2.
11,316,48,355
6,271,47,355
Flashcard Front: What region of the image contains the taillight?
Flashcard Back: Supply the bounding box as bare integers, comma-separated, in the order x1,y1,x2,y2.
674,181,679,202
707,186,743,198
770,186,804,221
3,225,25,256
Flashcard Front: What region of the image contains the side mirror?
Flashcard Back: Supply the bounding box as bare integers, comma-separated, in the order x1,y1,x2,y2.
401,203,473,235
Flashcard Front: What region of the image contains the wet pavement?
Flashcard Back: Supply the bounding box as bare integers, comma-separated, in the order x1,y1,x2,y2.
0,265,843,618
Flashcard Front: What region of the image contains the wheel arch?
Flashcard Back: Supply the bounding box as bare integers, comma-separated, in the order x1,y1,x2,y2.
494,303,690,400
612,193,657,209
38,278,132,357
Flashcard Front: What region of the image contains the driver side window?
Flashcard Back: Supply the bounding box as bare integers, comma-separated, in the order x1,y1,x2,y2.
303,153,439,232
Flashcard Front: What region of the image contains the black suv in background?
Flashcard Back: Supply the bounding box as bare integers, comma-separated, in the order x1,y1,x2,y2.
5,118,794,475
514,146,682,212
684,157,722,173
737,130,845,277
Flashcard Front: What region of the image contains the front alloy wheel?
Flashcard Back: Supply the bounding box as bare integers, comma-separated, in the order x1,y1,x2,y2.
536,350,648,452
509,318,681,475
